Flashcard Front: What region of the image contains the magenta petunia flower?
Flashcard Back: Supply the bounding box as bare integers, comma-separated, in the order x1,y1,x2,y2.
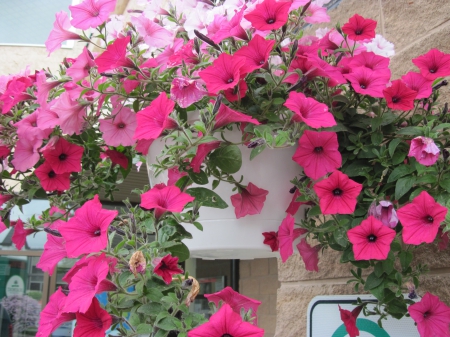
408,292,450,337
66,47,96,82
347,216,396,260
383,79,418,111
36,220,67,275
230,182,269,219
99,103,137,147
95,36,135,73
64,254,117,313
11,219,35,251
37,287,76,337
45,11,81,55
223,79,248,102
170,77,207,108
297,238,321,272
278,214,306,263
103,149,128,169
35,161,71,192
141,185,195,219
214,104,260,129
338,305,363,337
43,137,84,174
70,0,116,29
244,0,291,31
152,254,183,284
397,191,448,245
284,91,336,128
167,166,188,186
134,92,177,141
0,77,33,114
401,72,433,99
188,303,264,337
262,231,279,252
408,136,440,166
412,48,450,81
368,200,398,229
59,195,118,257
342,14,377,41
286,188,311,216
313,170,363,215
347,51,391,78
292,130,342,180
344,66,389,98
234,35,275,74
199,53,246,94
62,254,117,284
74,297,112,337
191,141,221,173
205,287,261,324
211,5,248,44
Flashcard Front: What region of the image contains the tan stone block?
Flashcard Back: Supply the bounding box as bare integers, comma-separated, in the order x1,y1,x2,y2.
275,282,354,337
381,0,450,52
413,243,450,271
240,278,260,296
240,260,251,279
257,294,271,315
251,258,270,277
419,273,450,305
259,275,281,295
269,257,278,275
269,294,278,315
259,314,277,336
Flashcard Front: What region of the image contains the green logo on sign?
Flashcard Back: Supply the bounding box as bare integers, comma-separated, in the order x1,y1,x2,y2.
332,318,390,337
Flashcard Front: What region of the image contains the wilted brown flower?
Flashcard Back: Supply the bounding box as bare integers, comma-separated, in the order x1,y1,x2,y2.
129,250,146,276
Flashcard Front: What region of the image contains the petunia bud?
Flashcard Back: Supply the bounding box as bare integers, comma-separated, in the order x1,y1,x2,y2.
368,200,398,229
129,250,146,276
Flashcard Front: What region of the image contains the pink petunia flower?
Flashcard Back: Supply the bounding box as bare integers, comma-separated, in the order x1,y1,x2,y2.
43,137,84,174
70,0,117,30
347,51,391,76
170,77,207,108
66,47,96,82
214,103,260,129
0,77,33,114
284,91,336,128
342,14,377,41
35,161,71,192
407,136,440,166
11,137,42,172
152,254,183,284
401,72,433,99
14,112,52,142
140,185,195,219
304,3,330,24
262,231,279,252
59,195,118,257
286,188,311,216
383,79,418,111
408,292,450,337
211,6,248,44
103,149,128,169
131,14,173,50
36,287,76,337
36,220,67,275
338,305,363,337
344,66,389,98
191,141,221,173
397,191,448,245
230,182,269,219
95,36,135,73
292,130,342,180
64,254,117,313
297,238,321,272
199,53,246,94
412,48,450,81
36,102,60,130
134,92,177,141
99,103,137,147
74,297,112,337
244,0,291,31
278,214,306,263
51,92,87,135
347,216,396,260
11,219,35,250
188,303,264,337
45,11,81,55
205,287,261,324
62,254,117,284
234,35,275,74
368,200,398,229
313,170,363,215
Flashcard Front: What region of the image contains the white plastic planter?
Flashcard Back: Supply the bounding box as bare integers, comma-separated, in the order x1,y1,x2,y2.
146,132,305,260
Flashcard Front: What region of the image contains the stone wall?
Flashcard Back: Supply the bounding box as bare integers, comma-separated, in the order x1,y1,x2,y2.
275,1,450,336
240,258,279,337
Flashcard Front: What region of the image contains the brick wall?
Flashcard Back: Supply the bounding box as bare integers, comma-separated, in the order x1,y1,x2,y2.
240,258,279,337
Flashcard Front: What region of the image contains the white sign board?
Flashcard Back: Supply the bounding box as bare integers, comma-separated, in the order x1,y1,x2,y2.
5,275,25,297
307,295,419,337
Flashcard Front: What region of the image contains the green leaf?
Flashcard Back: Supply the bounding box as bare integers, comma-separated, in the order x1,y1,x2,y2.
399,251,413,271
391,150,407,165
387,298,407,315
156,316,181,331
396,126,424,136
209,145,242,173
250,144,266,160
344,160,369,177
416,175,437,184
388,139,402,157
192,221,203,231
387,165,416,183
371,132,383,146
167,242,190,262
439,174,450,193
186,187,228,208
364,272,384,290
382,258,394,275
137,303,163,316
395,176,416,200
136,324,153,334
432,123,450,131
333,227,348,247
188,170,209,185
147,288,164,302
306,205,322,217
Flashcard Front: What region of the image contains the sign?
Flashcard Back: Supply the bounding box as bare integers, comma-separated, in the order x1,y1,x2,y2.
5,275,25,296
307,295,419,337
